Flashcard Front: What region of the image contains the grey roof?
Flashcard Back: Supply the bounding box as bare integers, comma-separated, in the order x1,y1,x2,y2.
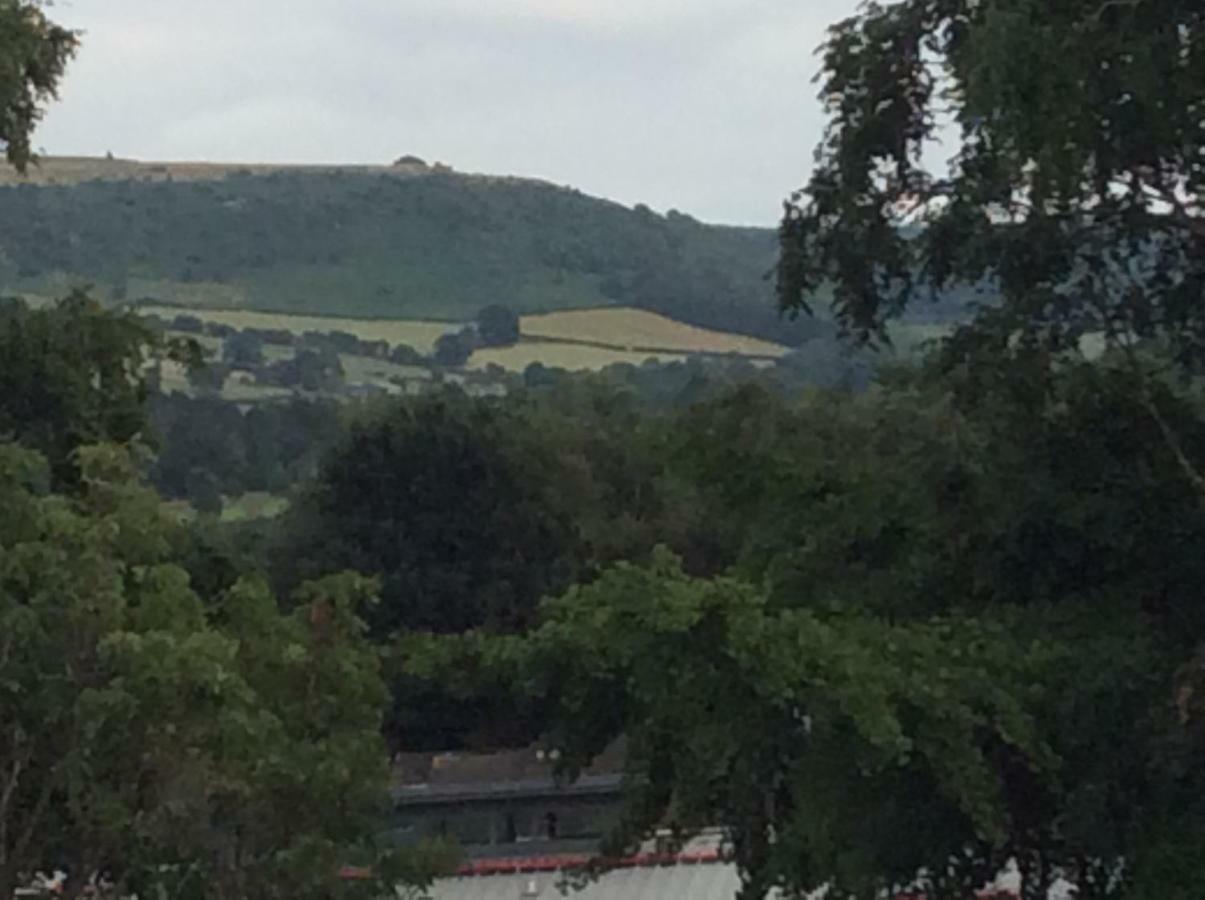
428,862,751,900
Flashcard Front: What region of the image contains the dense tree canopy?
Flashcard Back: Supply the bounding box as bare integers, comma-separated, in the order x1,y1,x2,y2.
405,364,1205,899
277,393,582,637
0,443,427,900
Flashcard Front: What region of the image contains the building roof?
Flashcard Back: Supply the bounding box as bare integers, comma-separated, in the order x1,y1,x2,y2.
346,841,1024,900
423,856,1021,900
429,859,746,900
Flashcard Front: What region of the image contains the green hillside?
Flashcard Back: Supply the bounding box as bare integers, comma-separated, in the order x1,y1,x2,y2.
0,162,840,346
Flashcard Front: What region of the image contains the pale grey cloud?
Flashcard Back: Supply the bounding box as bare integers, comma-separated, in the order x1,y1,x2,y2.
38,0,863,224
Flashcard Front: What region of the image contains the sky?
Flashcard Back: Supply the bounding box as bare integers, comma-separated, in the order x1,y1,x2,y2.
37,0,864,226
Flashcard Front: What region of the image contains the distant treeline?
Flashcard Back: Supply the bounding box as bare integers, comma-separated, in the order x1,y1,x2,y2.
0,171,971,346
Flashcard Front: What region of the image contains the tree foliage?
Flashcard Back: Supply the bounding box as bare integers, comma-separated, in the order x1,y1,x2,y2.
277,393,582,638
778,0,1204,363
432,330,476,368
0,0,77,171
0,293,196,485
476,305,521,347
403,367,1205,899
0,442,427,900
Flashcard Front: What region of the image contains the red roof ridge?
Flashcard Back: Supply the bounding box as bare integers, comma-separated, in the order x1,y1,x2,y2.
454,848,724,877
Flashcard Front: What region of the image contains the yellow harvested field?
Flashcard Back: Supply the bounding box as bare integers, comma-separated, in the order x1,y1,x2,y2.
468,342,690,372
520,308,788,358
141,306,455,352
0,156,435,186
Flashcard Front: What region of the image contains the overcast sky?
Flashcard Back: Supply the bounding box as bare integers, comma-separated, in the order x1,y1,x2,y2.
37,0,864,225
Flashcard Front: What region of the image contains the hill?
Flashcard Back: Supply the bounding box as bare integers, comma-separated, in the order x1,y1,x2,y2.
0,156,835,346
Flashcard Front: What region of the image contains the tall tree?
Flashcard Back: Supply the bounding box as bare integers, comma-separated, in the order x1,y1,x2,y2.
0,293,194,485
779,0,1203,353
777,0,1205,498
0,0,77,170
277,392,582,638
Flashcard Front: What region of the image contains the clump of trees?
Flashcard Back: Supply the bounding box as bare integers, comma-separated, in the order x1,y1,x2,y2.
476,305,520,347
148,393,342,501
431,329,475,367
428,306,519,368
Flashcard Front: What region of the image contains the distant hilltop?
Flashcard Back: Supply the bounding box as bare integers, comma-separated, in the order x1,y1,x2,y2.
0,153,456,186
0,155,972,345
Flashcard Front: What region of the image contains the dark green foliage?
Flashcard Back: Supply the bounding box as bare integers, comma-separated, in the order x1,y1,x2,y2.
148,394,341,502
223,329,264,368
476,304,520,347
671,367,1205,632
186,359,229,394
189,468,223,516
260,346,344,391
305,329,383,357
173,515,277,599
275,383,706,751
172,313,205,333
403,363,1205,897
432,329,476,367
278,393,583,637
778,0,1205,366
0,292,165,484
204,320,237,339
0,1,77,171
389,343,425,366
0,443,428,900
275,372,775,648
